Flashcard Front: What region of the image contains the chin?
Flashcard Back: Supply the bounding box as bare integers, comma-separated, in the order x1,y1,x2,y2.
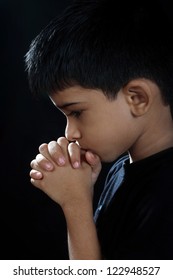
101,153,123,163
98,154,112,163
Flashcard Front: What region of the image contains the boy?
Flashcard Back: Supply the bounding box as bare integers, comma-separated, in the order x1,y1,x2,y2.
25,0,173,259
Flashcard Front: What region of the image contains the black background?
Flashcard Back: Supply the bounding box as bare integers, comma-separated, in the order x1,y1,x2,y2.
1,0,172,260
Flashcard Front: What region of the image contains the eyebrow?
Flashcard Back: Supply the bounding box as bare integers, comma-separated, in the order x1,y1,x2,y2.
58,102,82,109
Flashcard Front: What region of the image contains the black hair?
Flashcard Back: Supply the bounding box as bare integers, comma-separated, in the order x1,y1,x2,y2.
25,0,173,113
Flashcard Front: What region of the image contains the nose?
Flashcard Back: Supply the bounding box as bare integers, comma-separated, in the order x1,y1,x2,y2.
65,120,81,142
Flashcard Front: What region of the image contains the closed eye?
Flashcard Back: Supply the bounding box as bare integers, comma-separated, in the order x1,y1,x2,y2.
67,110,82,118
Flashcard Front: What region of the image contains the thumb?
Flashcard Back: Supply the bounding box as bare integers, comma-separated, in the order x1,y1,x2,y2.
85,151,102,184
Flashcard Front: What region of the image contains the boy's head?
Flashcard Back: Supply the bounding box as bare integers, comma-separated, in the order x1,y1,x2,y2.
25,0,173,114
25,0,173,162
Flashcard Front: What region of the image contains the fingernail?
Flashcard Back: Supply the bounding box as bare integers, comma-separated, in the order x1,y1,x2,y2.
46,163,53,170
87,151,95,159
35,171,42,179
58,157,66,166
73,161,80,168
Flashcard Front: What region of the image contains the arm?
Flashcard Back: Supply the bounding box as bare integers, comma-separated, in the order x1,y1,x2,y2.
64,198,101,259
30,137,102,259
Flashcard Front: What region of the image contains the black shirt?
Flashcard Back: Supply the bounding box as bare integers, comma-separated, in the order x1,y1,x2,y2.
94,148,173,259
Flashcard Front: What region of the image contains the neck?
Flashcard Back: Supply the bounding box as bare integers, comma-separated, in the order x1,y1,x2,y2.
129,111,173,162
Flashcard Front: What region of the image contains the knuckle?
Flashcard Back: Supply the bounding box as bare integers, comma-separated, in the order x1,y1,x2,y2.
35,154,53,169
47,141,62,162
30,178,41,189
29,170,34,177
48,140,57,148
30,159,37,168
68,142,80,155
30,169,42,180
48,141,58,154
57,137,69,146
30,178,38,187
39,143,48,153
36,153,45,163
68,141,80,150
30,160,34,168
68,142,81,164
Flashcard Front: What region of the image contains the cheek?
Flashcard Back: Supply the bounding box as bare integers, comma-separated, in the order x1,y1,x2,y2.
84,127,115,157
80,116,131,160
90,124,131,161
79,125,105,150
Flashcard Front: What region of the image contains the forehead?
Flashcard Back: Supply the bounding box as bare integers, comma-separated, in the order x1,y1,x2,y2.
50,85,107,107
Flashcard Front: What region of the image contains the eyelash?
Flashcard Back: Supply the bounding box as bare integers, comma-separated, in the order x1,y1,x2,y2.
67,110,82,118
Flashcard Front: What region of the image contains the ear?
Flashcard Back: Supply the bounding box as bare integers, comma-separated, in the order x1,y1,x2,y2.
122,78,155,117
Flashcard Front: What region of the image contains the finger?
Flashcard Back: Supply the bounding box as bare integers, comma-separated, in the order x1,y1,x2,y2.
85,151,101,167
68,142,81,168
47,140,66,166
30,177,42,189
39,143,58,169
85,151,102,180
57,137,69,151
30,159,44,179
36,153,54,170
30,169,43,180
30,159,40,169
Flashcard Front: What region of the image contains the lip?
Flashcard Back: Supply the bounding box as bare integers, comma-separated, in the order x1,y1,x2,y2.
75,141,96,156
75,141,87,151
